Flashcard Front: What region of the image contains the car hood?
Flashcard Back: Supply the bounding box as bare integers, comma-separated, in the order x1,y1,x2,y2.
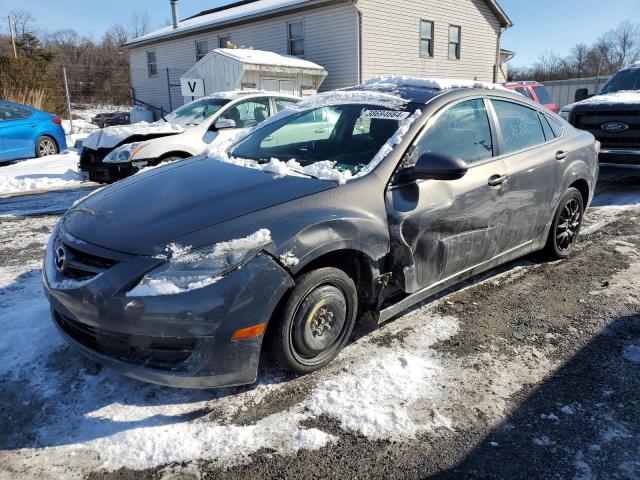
82,121,185,150
63,157,335,255
566,91,640,112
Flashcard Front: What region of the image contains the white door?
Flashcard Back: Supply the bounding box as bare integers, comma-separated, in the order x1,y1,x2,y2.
261,78,297,96
278,80,296,96
261,79,279,93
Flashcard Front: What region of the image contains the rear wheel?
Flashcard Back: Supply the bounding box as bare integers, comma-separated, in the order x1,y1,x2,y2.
36,136,58,157
269,267,357,374
545,187,584,259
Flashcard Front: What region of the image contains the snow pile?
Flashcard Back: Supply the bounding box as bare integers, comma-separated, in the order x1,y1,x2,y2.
82,121,184,150
216,48,326,71
365,75,510,91
221,156,354,184
126,276,221,297
127,229,272,297
0,151,85,195
280,251,300,267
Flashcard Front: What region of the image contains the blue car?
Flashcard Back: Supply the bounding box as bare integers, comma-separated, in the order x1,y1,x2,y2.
0,101,67,162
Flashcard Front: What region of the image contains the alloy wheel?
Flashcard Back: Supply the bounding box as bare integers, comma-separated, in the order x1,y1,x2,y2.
555,198,581,252
39,138,57,156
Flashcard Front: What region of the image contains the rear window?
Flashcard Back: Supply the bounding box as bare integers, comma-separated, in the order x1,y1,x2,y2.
539,113,555,141
601,68,640,94
533,86,554,105
514,87,533,100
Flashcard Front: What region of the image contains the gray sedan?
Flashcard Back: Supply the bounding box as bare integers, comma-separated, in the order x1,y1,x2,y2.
43,79,598,388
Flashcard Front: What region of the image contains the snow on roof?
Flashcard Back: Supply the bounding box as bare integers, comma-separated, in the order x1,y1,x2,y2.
365,76,510,92
622,61,640,70
214,48,326,71
124,0,315,46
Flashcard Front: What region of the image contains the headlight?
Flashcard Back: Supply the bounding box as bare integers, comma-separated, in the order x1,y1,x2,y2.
559,109,571,120
128,230,272,296
103,142,147,164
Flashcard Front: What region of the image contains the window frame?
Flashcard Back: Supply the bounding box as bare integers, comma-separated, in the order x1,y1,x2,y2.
195,39,208,61
419,19,434,58
287,20,305,56
448,25,461,60
146,50,157,77
218,34,232,49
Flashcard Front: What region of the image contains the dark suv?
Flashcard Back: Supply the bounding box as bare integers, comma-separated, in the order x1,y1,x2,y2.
560,63,640,166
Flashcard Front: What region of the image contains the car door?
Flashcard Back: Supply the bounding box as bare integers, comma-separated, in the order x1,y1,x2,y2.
386,98,509,294
0,104,36,160
488,99,560,250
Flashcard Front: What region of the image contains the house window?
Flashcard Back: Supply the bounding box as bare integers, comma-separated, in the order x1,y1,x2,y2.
448,25,461,60
146,51,157,77
419,20,434,57
195,39,208,61
218,35,232,48
287,21,304,56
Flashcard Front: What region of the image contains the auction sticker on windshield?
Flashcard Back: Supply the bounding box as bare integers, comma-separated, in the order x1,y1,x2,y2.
363,110,411,120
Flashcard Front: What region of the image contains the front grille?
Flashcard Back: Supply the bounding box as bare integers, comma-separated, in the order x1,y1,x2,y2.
54,311,197,371
573,110,640,149
60,242,119,280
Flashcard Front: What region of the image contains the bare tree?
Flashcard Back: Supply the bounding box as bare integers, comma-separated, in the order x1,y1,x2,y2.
571,43,589,77
8,10,36,38
128,11,151,39
603,21,640,70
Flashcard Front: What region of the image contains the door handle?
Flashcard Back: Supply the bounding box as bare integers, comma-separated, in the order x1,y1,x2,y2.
488,174,509,187
28,123,36,127
314,128,326,134
556,150,568,160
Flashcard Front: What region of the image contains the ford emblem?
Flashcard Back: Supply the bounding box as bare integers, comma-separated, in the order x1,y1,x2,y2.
601,121,629,133
55,245,67,273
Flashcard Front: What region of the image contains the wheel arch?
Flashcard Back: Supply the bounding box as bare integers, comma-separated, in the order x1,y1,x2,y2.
569,178,589,207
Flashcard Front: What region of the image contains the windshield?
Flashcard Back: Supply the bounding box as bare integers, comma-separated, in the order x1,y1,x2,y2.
600,68,640,94
165,98,230,126
229,104,416,175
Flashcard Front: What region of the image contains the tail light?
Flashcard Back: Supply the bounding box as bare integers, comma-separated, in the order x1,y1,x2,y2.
595,140,601,155
51,117,62,125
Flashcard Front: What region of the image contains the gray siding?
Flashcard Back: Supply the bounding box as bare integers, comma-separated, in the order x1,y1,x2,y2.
128,3,359,112
358,0,501,83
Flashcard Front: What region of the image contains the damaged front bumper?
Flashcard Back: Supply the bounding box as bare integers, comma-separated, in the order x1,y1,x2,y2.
42,228,294,388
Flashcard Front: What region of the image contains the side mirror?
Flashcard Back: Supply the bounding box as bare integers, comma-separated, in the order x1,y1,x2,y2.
575,88,592,102
214,118,237,130
397,152,468,183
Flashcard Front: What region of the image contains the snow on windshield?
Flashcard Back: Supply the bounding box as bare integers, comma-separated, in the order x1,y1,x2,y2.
205,106,422,185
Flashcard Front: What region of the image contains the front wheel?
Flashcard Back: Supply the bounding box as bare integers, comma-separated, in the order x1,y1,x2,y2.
545,187,584,259
269,267,358,374
36,136,58,157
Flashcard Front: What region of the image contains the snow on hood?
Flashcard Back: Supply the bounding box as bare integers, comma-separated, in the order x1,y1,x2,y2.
205,109,422,184
365,75,510,92
82,121,184,150
564,90,640,110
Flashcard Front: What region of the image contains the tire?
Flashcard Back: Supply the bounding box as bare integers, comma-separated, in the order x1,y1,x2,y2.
545,187,584,259
269,267,358,374
36,136,58,157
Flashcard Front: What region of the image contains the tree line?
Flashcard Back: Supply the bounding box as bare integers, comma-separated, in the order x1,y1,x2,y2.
0,10,156,115
510,21,640,82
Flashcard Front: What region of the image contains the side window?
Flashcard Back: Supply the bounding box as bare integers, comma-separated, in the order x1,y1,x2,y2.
0,105,31,120
514,87,533,100
220,98,271,128
287,21,305,56
195,39,208,61
492,100,546,154
275,98,298,112
417,99,493,165
539,113,555,141
218,35,232,48
546,115,564,138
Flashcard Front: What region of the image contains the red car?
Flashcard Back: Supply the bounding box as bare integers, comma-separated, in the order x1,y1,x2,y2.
504,81,558,113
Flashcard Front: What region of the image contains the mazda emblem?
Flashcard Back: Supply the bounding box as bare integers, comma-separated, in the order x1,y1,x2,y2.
55,245,67,273
601,121,629,133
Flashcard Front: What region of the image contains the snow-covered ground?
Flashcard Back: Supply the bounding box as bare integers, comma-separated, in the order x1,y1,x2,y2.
0,104,129,196
1,174,639,479
0,152,86,196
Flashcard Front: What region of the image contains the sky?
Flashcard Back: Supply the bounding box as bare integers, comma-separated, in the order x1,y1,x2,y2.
0,0,638,68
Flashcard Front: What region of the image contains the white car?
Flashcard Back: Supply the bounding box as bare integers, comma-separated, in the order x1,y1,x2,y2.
79,91,299,183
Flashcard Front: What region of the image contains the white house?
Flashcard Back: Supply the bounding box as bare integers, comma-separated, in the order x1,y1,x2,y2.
123,0,512,113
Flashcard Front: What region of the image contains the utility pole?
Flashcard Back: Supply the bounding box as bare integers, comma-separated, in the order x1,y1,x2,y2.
8,15,17,59
62,66,74,132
